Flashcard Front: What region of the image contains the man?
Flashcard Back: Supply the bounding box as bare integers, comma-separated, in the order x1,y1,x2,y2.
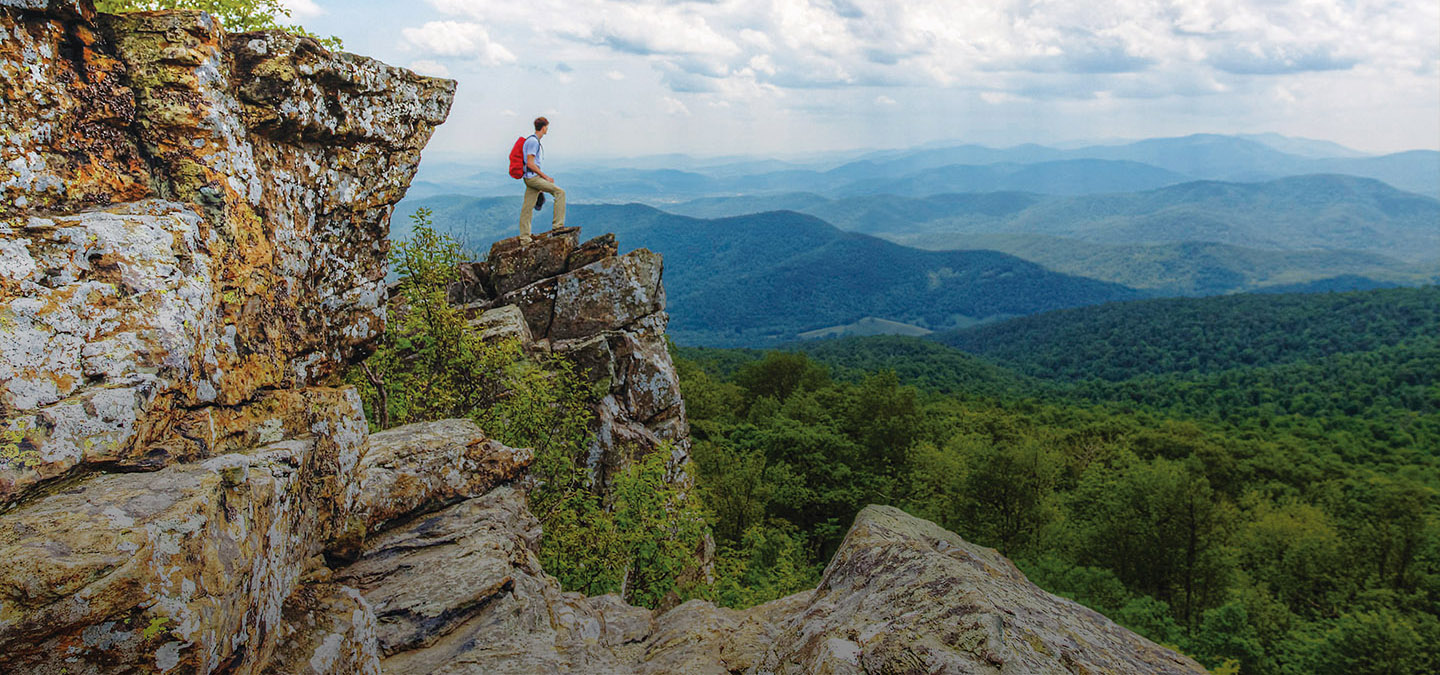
518,116,565,243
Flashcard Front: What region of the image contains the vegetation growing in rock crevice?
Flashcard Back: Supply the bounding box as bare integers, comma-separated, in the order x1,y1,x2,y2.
349,210,703,608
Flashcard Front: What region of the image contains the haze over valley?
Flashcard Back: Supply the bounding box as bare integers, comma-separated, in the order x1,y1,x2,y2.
399,133,1440,347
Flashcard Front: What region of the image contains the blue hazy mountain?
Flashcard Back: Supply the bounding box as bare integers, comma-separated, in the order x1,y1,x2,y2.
1236,132,1371,158
892,235,1432,296
659,175,1440,263
730,175,1437,262
408,134,1440,202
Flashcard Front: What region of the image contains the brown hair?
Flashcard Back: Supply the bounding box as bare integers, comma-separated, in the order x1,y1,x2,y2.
534,116,549,132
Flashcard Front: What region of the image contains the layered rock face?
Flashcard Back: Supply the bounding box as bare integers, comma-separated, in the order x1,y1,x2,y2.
449,229,691,490
336,496,1207,674
0,0,453,503
0,1,471,671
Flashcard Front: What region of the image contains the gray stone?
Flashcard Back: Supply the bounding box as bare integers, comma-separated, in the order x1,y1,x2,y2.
0,6,454,504
754,505,1208,674
566,232,618,271
343,487,632,674
487,229,579,296
468,304,533,345
553,333,617,385
270,582,383,675
548,249,665,340
490,276,558,340
0,389,369,674
332,418,532,559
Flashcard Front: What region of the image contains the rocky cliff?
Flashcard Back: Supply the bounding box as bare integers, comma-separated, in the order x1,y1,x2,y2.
1,2,1205,673
448,229,691,492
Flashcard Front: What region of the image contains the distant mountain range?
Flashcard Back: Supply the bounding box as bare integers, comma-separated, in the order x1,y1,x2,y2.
891,236,1430,296
409,133,1440,201
665,175,1440,263
399,133,1439,347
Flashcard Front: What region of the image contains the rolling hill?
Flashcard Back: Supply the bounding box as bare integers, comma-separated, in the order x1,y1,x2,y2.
889,235,1432,295
772,175,1440,262
589,208,1145,346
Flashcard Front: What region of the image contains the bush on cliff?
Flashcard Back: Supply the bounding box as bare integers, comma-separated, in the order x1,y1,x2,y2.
96,0,343,47
350,210,706,608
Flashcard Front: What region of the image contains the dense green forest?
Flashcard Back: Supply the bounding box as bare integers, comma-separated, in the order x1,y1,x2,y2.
934,286,1440,380
676,288,1440,674
359,222,1438,673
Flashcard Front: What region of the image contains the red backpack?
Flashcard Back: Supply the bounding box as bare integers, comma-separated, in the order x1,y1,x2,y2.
508,135,536,179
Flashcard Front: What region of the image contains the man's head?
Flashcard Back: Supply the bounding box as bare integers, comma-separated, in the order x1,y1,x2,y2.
534,116,549,138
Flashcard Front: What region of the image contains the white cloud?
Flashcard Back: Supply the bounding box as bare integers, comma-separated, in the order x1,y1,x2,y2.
661,96,691,116
281,0,324,19
606,70,625,80
980,91,1022,105
407,59,451,78
416,0,1431,103
402,20,516,64
411,0,1437,153
875,95,896,105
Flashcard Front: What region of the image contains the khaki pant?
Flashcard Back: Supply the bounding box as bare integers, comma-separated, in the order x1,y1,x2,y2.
519,176,566,237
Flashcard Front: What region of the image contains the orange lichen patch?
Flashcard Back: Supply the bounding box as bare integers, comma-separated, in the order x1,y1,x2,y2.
0,11,153,217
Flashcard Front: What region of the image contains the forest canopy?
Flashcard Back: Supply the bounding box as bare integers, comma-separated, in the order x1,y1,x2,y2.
675,288,1440,675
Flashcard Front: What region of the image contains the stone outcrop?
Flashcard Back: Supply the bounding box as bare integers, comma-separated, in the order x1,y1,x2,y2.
1,0,454,504
324,495,1206,674
0,0,465,671
1,3,1206,674
449,228,691,491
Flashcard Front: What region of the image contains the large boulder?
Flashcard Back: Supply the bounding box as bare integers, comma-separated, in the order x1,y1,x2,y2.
0,388,369,673
467,231,693,493
548,248,665,341
332,418,532,559
754,506,1208,674
320,493,1205,674
338,487,641,673
269,580,383,675
0,1,455,672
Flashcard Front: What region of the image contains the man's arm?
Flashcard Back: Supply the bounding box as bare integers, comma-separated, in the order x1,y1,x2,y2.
525,154,552,182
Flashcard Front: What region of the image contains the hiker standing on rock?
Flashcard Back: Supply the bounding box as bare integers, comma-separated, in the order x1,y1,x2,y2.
510,116,566,244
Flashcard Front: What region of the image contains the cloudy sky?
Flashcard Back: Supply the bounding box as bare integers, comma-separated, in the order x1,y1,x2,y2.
284,0,1439,159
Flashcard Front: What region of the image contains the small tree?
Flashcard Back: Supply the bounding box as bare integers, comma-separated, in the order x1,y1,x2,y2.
350,208,517,429
96,0,342,48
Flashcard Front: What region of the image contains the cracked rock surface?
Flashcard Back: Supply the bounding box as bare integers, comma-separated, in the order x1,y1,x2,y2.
1,0,454,504
452,228,691,494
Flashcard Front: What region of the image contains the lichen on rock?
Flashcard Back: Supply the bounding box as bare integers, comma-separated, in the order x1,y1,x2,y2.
0,0,455,504
462,229,692,492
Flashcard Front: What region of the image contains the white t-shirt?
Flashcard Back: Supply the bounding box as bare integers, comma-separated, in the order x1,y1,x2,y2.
522,136,542,178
